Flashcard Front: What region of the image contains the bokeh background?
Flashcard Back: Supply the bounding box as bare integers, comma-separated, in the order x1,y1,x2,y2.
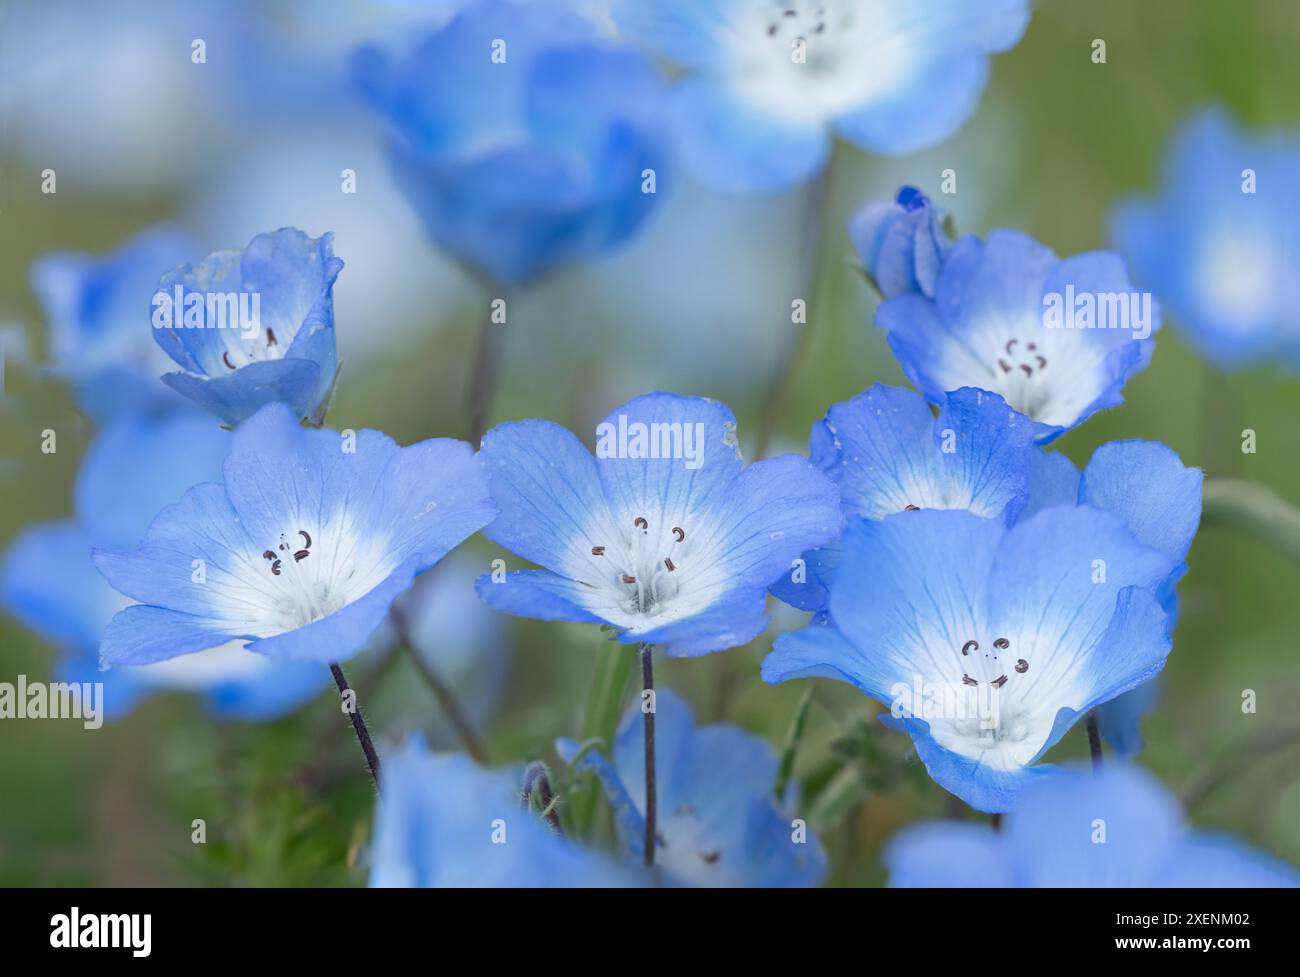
2,0,1299,886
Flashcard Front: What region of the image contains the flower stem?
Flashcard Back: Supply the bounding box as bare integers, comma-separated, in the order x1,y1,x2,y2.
752,153,836,461
465,286,508,445
389,605,489,765
640,643,657,866
330,663,381,792
1086,712,1103,770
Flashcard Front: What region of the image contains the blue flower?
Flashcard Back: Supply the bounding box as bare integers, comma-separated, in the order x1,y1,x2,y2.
152,228,342,427
1112,107,1300,370
849,186,952,299
1,411,326,720
30,225,197,421
771,384,1038,612
559,688,826,886
474,392,843,657
613,0,1030,193
1024,440,1202,755
353,0,667,286
370,737,634,887
763,505,1179,812
886,764,1299,887
93,402,495,667
876,229,1160,441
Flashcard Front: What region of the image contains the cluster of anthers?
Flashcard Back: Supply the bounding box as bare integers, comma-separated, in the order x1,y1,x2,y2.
959,637,1030,689
590,516,689,616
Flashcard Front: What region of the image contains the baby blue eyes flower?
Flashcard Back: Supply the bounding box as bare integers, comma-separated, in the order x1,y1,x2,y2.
1112,107,1300,370
475,392,844,657
559,688,827,886
849,186,952,299
876,229,1160,442
763,505,1179,812
152,227,342,427
93,402,495,667
886,765,1299,887
1,411,326,720
353,0,666,287
771,383,1037,613
30,225,197,421
613,0,1030,193
371,737,633,888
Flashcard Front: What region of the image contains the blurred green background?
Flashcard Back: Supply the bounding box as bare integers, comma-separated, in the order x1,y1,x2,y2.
2,0,1299,886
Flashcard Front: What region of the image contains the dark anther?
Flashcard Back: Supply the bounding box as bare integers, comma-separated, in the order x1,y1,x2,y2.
1036,355,1047,368
262,550,276,561
991,675,1008,689
266,328,277,346
1027,342,1037,351
672,526,685,542
293,549,310,562
767,23,777,35
664,557,676,572
961,640,978,656
700,850,721,864
1005,339,1019,354
905,504,920,511
993,637,1009,650
962,674,978,686
1019,364,1033,377
299,530,312,549
270,560,282,576
222,351,237,370
998,359,1012,373
634,516,648,530
591,545,606,556
1015,659,1029,673
622,574,637,584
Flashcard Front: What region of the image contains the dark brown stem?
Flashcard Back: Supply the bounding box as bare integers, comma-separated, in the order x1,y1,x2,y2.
390,605,489,765
1086,712,1103,771
752,158,835,460
330,663,381,792
640,644,657,867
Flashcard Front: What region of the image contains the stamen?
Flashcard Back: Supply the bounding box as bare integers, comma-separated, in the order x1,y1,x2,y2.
266,328,277,346
990,675,1008,689
622,575,637,584
1015,659,1029,673
700,850,721,864
904,504,920,511
1005,339,1018,354
591,546,605,556
270,560,281,576
672,527,685,543
294,549,309,562
993,637,1009,650
1019,364,1033,377
299,530,312,549
223,351,237,370
634,516,648,530
962,674,978,686
998,359,1012,373
961,640,978,656
664,558,676,572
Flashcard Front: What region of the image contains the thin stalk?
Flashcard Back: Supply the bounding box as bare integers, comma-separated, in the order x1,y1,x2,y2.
465,288,508,445
330,663,381,792
1086,712,1103,770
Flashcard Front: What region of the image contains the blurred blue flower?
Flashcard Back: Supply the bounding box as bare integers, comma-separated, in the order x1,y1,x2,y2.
771,383,1037,612
353,0,667,286
1112,107,1300,370
849,186,952,299
370,737,633,887
30,225,196,421
475,392,843,657
93,402,494,667
1024,441,1202,756
152,228,342,427
559,688,826,886
1,411,326,720
763,506,1178,812
876,229,1161,441
613,0,1030,193
887,764,1299,887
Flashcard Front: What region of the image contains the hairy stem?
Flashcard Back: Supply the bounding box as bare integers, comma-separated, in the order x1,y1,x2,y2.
330,663,381,792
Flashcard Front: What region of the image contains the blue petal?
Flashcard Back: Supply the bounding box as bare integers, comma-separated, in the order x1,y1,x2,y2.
1004,765,1186,886
666,78,829,194
2,521,118,653
100,605,237,667
479,417,617,580
370,739,633,888
203,660,326,721
1080,440,1203,564
1096,679,1161,758
245,556,424,664
885,821,1013,887
763,616,877,690
474,570,606,626
618,587,770,658
74,410,229,549
161,355,322,427
1157,836,1300,888
1021,447,1081,519
612,0,739,67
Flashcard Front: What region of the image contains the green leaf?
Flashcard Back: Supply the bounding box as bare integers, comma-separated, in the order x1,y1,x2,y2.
1201,478,1300,563
567,644,634,838
774,687,813,802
